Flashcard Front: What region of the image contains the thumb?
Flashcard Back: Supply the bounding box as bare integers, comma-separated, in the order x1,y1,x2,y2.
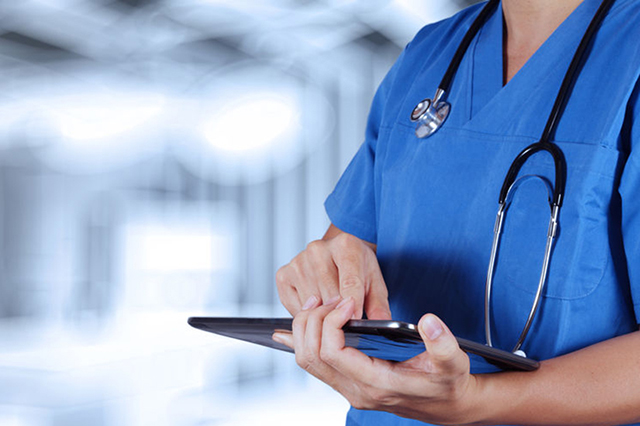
417,314,467,373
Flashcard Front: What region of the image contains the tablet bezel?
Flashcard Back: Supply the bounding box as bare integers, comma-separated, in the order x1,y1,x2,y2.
187,316,539,371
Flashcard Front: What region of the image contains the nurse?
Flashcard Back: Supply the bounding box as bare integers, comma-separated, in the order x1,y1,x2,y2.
274,0,640,424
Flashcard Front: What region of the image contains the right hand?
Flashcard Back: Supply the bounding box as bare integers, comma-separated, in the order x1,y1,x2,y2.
276,224,391,320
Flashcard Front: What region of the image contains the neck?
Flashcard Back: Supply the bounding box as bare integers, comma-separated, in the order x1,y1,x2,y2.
502,0,584,84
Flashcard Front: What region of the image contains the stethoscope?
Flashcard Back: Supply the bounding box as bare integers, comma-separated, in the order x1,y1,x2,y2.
410,0,615,357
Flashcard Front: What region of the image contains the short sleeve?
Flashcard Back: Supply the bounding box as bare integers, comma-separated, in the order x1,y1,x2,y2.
324,49,407,244
619,79,640,323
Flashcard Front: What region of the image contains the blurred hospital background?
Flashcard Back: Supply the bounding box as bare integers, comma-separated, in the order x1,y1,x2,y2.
0,1,477,425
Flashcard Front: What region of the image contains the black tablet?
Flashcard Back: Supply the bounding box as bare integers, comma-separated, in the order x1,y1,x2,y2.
187,317,539,371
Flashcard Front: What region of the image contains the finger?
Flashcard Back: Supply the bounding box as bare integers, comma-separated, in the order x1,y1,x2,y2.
316,263,341,305
364,266,391,320
303,302,341,376
293,302,342,381
333,249,366,319
292,310,310,367
319,298,380,372
275,266,303,315
301,295,321,311
271,296,320,349
417,314,468,375
281,286,303,316
289,259,320,313
291,296,323,369
272,331,294,350
304,241,341,304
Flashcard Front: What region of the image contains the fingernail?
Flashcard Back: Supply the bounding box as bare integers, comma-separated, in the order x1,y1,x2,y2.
272,333,284,344
422,316,443,340
324,296,341,305
336,297,353,310
302,295,319,310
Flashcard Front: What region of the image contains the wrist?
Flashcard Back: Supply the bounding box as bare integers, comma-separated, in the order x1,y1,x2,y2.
420,374,492,426
451,374,490,426
457,373,510,426
461,370,532,426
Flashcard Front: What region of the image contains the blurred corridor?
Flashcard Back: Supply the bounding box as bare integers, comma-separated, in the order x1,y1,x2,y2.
0,1,476,425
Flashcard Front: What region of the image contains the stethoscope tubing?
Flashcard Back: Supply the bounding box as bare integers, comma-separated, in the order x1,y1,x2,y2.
499,142,566,208
410,0,501,138
437,0,500,94
484,0,616,355
410,0,616,356
498,0,616,210
539,0,617,146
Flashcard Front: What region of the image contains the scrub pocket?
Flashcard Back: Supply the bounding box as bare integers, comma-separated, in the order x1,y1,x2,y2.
495,142,620,300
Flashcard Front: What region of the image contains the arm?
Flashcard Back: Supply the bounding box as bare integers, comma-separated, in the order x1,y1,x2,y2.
474,328,640,426
275,301,640,426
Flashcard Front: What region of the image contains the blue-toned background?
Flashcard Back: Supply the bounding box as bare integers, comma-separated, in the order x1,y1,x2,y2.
0,1,475,424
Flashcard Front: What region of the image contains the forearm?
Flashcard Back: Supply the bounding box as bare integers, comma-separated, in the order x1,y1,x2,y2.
471,330,640,426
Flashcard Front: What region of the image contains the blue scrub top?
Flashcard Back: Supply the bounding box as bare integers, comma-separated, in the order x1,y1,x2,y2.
325,0,640,424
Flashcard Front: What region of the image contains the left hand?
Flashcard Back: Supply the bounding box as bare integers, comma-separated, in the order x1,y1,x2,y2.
272,297,484,425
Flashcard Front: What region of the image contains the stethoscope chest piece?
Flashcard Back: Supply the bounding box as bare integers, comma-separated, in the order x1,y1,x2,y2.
410,91,451,138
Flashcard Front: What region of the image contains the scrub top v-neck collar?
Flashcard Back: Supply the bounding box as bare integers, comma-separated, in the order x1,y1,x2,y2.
464,0,604,138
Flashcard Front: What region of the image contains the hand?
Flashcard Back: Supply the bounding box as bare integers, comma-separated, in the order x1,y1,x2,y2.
276,225,391,319
273,299,482,425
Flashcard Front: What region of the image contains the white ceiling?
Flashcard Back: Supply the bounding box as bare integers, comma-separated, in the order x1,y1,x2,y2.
0,0,480,177
0,0,477,67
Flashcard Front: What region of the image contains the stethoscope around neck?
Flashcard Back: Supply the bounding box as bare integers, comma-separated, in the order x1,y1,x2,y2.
410,0,615,357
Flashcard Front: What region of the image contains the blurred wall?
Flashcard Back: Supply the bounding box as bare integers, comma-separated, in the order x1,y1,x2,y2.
0,1,477,425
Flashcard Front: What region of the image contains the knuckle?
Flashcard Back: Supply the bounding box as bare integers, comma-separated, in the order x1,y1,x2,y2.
348,396,369,411
316,263,337,283
319,346,336,366
435,341,462,361
340,274,364,291
292,313,308,335
303,352,318,370
296,350,318,371
288,255,303,273
275,266,289,289
333,232,359,250
292,311,307,327
305,239,327,256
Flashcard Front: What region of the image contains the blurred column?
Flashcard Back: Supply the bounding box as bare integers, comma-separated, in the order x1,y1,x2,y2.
0,156,79,322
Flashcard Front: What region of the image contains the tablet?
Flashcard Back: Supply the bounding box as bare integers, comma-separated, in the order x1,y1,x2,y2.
188,317,538,371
